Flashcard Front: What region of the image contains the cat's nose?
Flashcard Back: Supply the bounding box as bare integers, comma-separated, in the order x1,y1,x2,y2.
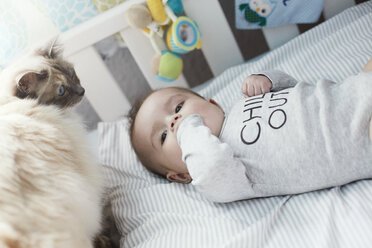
77,87,85,96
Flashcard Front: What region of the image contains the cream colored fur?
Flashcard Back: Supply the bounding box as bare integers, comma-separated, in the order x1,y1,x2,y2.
0,96,102,248
0,47,48,98
0,46,102,247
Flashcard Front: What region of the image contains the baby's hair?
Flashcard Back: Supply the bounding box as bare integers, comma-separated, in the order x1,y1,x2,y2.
128,87,204,176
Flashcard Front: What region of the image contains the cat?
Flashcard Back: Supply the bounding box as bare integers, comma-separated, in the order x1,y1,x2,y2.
0,42,103,248
0,40,85,108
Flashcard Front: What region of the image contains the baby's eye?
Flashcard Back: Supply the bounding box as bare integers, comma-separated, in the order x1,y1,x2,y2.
58,85,65,96
175,102,183,113
161,130,167,145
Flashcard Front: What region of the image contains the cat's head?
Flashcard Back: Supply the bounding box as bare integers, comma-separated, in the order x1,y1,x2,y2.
15,40,85,108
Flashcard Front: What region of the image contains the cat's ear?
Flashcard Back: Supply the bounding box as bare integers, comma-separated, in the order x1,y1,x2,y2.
16,70,48,93
38,36,63,59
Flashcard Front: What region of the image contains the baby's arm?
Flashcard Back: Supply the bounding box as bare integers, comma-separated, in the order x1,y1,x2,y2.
242,70,298,97
177,115,255,202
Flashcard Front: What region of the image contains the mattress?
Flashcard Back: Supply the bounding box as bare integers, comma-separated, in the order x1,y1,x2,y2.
98,2,372,247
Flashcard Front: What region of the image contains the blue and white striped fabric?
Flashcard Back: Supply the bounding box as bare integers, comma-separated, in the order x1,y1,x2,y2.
98,2,372,247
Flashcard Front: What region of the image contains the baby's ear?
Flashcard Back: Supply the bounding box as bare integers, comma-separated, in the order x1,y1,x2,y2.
208,98,217,105
208,98,223,109
166,172,192,184
16,70,48,93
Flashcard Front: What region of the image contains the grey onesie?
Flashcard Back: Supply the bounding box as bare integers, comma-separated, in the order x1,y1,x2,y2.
177,70,372,202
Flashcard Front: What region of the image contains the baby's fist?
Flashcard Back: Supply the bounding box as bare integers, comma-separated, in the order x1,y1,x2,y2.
242,74,272,97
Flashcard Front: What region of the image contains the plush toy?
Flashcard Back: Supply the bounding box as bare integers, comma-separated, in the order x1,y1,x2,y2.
125,0,201,82
152,50,183,82
125,4,152,29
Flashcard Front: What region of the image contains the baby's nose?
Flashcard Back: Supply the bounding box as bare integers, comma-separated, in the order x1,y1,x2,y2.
170,114,181,131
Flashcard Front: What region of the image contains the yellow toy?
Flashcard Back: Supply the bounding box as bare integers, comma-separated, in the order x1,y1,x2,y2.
124,0,202,82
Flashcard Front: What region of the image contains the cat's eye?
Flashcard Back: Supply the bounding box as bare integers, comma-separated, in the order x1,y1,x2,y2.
175,102,183,113
161,130,167,145
58,85,65,96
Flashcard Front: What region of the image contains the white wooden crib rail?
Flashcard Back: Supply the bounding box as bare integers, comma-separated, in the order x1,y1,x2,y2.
60,0,243,122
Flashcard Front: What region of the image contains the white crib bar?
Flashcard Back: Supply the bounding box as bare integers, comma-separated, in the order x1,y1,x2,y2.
183,0,244,76
68,46,131,121
323,0,356,19
61,0,144,57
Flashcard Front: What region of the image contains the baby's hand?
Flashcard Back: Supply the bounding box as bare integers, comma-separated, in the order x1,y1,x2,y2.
177,114,204,142
241,74,272,97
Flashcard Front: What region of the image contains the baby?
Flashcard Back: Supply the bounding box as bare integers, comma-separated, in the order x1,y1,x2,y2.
129,58,372,202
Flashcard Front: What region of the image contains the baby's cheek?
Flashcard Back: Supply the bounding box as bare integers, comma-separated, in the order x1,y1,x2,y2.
166,136,184,167
168,133,182,153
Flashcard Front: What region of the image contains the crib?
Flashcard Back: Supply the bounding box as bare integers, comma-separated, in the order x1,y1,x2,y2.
3,0,372,247
55,0,359,124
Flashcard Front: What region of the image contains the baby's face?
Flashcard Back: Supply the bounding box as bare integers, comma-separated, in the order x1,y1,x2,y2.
133,88,225,182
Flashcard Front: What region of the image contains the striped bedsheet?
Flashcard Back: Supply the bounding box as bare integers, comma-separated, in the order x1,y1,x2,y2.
98,2,372,247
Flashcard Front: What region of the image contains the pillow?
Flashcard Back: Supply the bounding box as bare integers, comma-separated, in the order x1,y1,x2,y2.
0,0,97,69
98,3,372,247
39,0,97,32
0,0,57,69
